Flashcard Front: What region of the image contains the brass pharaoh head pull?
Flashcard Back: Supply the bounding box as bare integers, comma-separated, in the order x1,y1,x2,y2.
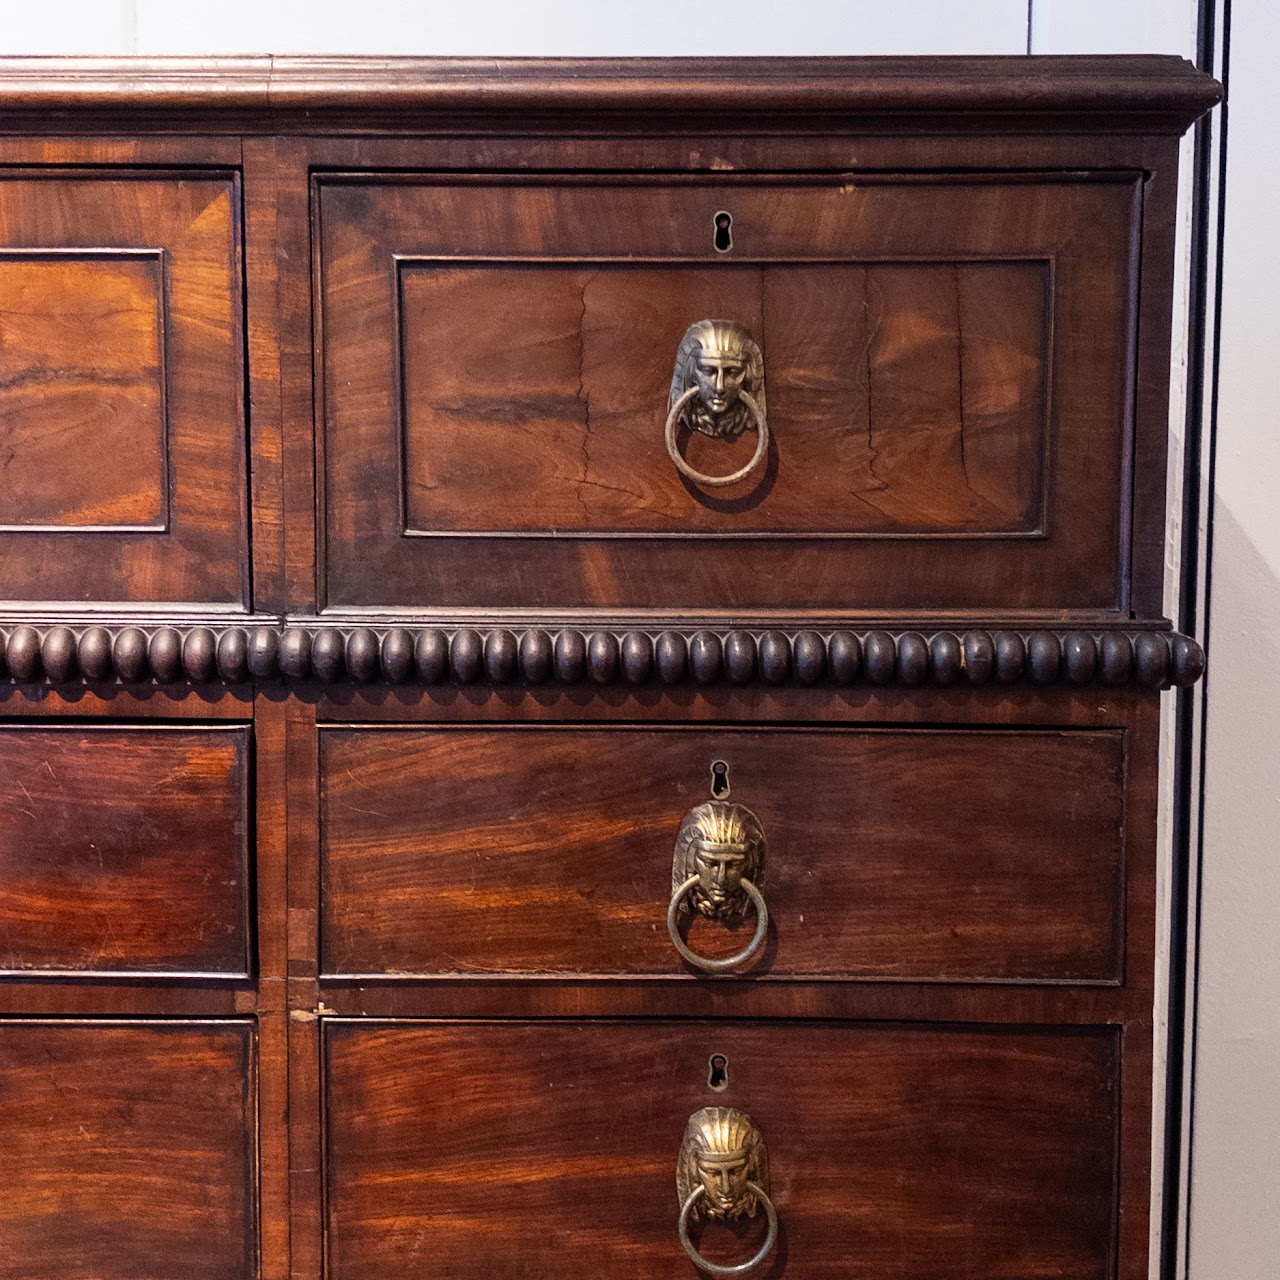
667,801,769,973
669,320,767,441
665,320,769,488
672,802,766,925
676,1107,778,1275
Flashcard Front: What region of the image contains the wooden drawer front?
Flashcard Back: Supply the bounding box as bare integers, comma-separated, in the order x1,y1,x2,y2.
319,175,1136,611
0,725,250,976
320,726,1123,982
0,1020,256,1280
0,172,246,606
325,1019,1118,1279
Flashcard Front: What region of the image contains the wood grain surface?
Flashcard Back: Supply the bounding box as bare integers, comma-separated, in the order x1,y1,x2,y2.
0,253,166,529
397,260,1047,535
319,725,1125,981
324,1018,1118,1279
0,55,1219,1280
0,1019,256,1280
0,172,246,606
0,725,251,975
319,175,1134,611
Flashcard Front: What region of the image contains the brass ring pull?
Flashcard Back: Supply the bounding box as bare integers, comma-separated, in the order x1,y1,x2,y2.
666,319,769,489
665,386,769,488
678,1182,778,1276
667,875,768,972
677,1108,776,1275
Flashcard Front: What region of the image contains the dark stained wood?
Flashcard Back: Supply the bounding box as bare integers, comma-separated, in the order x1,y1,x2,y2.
319,725,1124,982
0,56,1220,134
324,1019,1118,1280
2,621,1199,689
0,1019,256,1280
394,259,1046,534
0,56,1216,1280
0,725,250,975
319,175,1135,612
0,172,247,607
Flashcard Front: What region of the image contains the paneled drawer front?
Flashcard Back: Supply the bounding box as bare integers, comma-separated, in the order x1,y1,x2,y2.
0,172,247,606
325,1019,1118,1279
0,1020,256,1280
0,725,251,976
320,726,1124,982
319,175,1136,611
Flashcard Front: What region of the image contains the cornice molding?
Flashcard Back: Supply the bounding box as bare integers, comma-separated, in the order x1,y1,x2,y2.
0,622,1205,691
0,55,1222,134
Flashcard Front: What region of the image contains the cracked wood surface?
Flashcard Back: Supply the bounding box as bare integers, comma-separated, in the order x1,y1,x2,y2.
319,176,1135,611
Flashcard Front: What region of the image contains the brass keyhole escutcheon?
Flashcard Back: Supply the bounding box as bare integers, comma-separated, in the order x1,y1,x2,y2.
710,759,731,798
713,210,733,252
708,1054,729,1091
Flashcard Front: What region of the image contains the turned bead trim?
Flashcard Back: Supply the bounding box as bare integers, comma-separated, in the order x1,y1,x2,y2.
0,623,1205,690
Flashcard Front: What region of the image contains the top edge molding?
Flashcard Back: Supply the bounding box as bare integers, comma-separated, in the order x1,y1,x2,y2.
0,55,1222,134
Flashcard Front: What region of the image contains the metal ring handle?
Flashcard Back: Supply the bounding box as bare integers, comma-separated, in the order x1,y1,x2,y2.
667,875,768,972
665,387,769,488
678,1183,778,1276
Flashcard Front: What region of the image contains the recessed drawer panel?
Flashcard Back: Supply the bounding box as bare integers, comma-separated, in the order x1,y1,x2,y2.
0,1019,256,1280
319,726,1124,983
0,172,247,606
325,1019,1118,1279
318,174,1136,611
0,725,251,977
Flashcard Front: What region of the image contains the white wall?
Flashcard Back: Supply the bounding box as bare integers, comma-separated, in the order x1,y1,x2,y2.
1,6,1269,1280
1186,2,1280,1275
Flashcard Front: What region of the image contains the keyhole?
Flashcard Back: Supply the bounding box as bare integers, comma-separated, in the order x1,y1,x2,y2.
710,760,731,799
713,211,733,253
708,1054,729,1091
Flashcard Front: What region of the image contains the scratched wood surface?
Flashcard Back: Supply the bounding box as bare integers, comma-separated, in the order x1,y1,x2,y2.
0,1020,256,1280
0,725,250,975
319,725,1125,981
324,1019,1118,1280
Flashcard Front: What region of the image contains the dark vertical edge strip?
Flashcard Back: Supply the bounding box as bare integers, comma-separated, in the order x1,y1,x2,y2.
1163,4,1228,1278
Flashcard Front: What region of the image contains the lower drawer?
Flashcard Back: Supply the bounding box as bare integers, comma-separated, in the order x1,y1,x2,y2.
320,725,1125,982
0,1019,257,1280
324,1019,1118,1279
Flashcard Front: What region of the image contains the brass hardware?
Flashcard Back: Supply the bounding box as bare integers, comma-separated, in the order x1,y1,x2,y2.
677,1107,778,1275
709,759,731,799
668,801,768,972
712,211,734,253
666,320,769,488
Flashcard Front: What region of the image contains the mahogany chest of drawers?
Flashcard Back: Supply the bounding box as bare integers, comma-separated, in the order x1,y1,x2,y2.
0,56,1217,1280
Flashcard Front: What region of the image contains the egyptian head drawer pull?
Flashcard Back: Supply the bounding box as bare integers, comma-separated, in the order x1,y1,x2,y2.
665,320,769,488
667,801,768,972
677,1106,778,1275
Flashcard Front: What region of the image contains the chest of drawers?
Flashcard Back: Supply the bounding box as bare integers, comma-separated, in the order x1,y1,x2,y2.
0,56,1216,1280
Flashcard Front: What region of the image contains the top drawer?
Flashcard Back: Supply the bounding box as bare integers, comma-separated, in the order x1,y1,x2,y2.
318,174,1137,613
